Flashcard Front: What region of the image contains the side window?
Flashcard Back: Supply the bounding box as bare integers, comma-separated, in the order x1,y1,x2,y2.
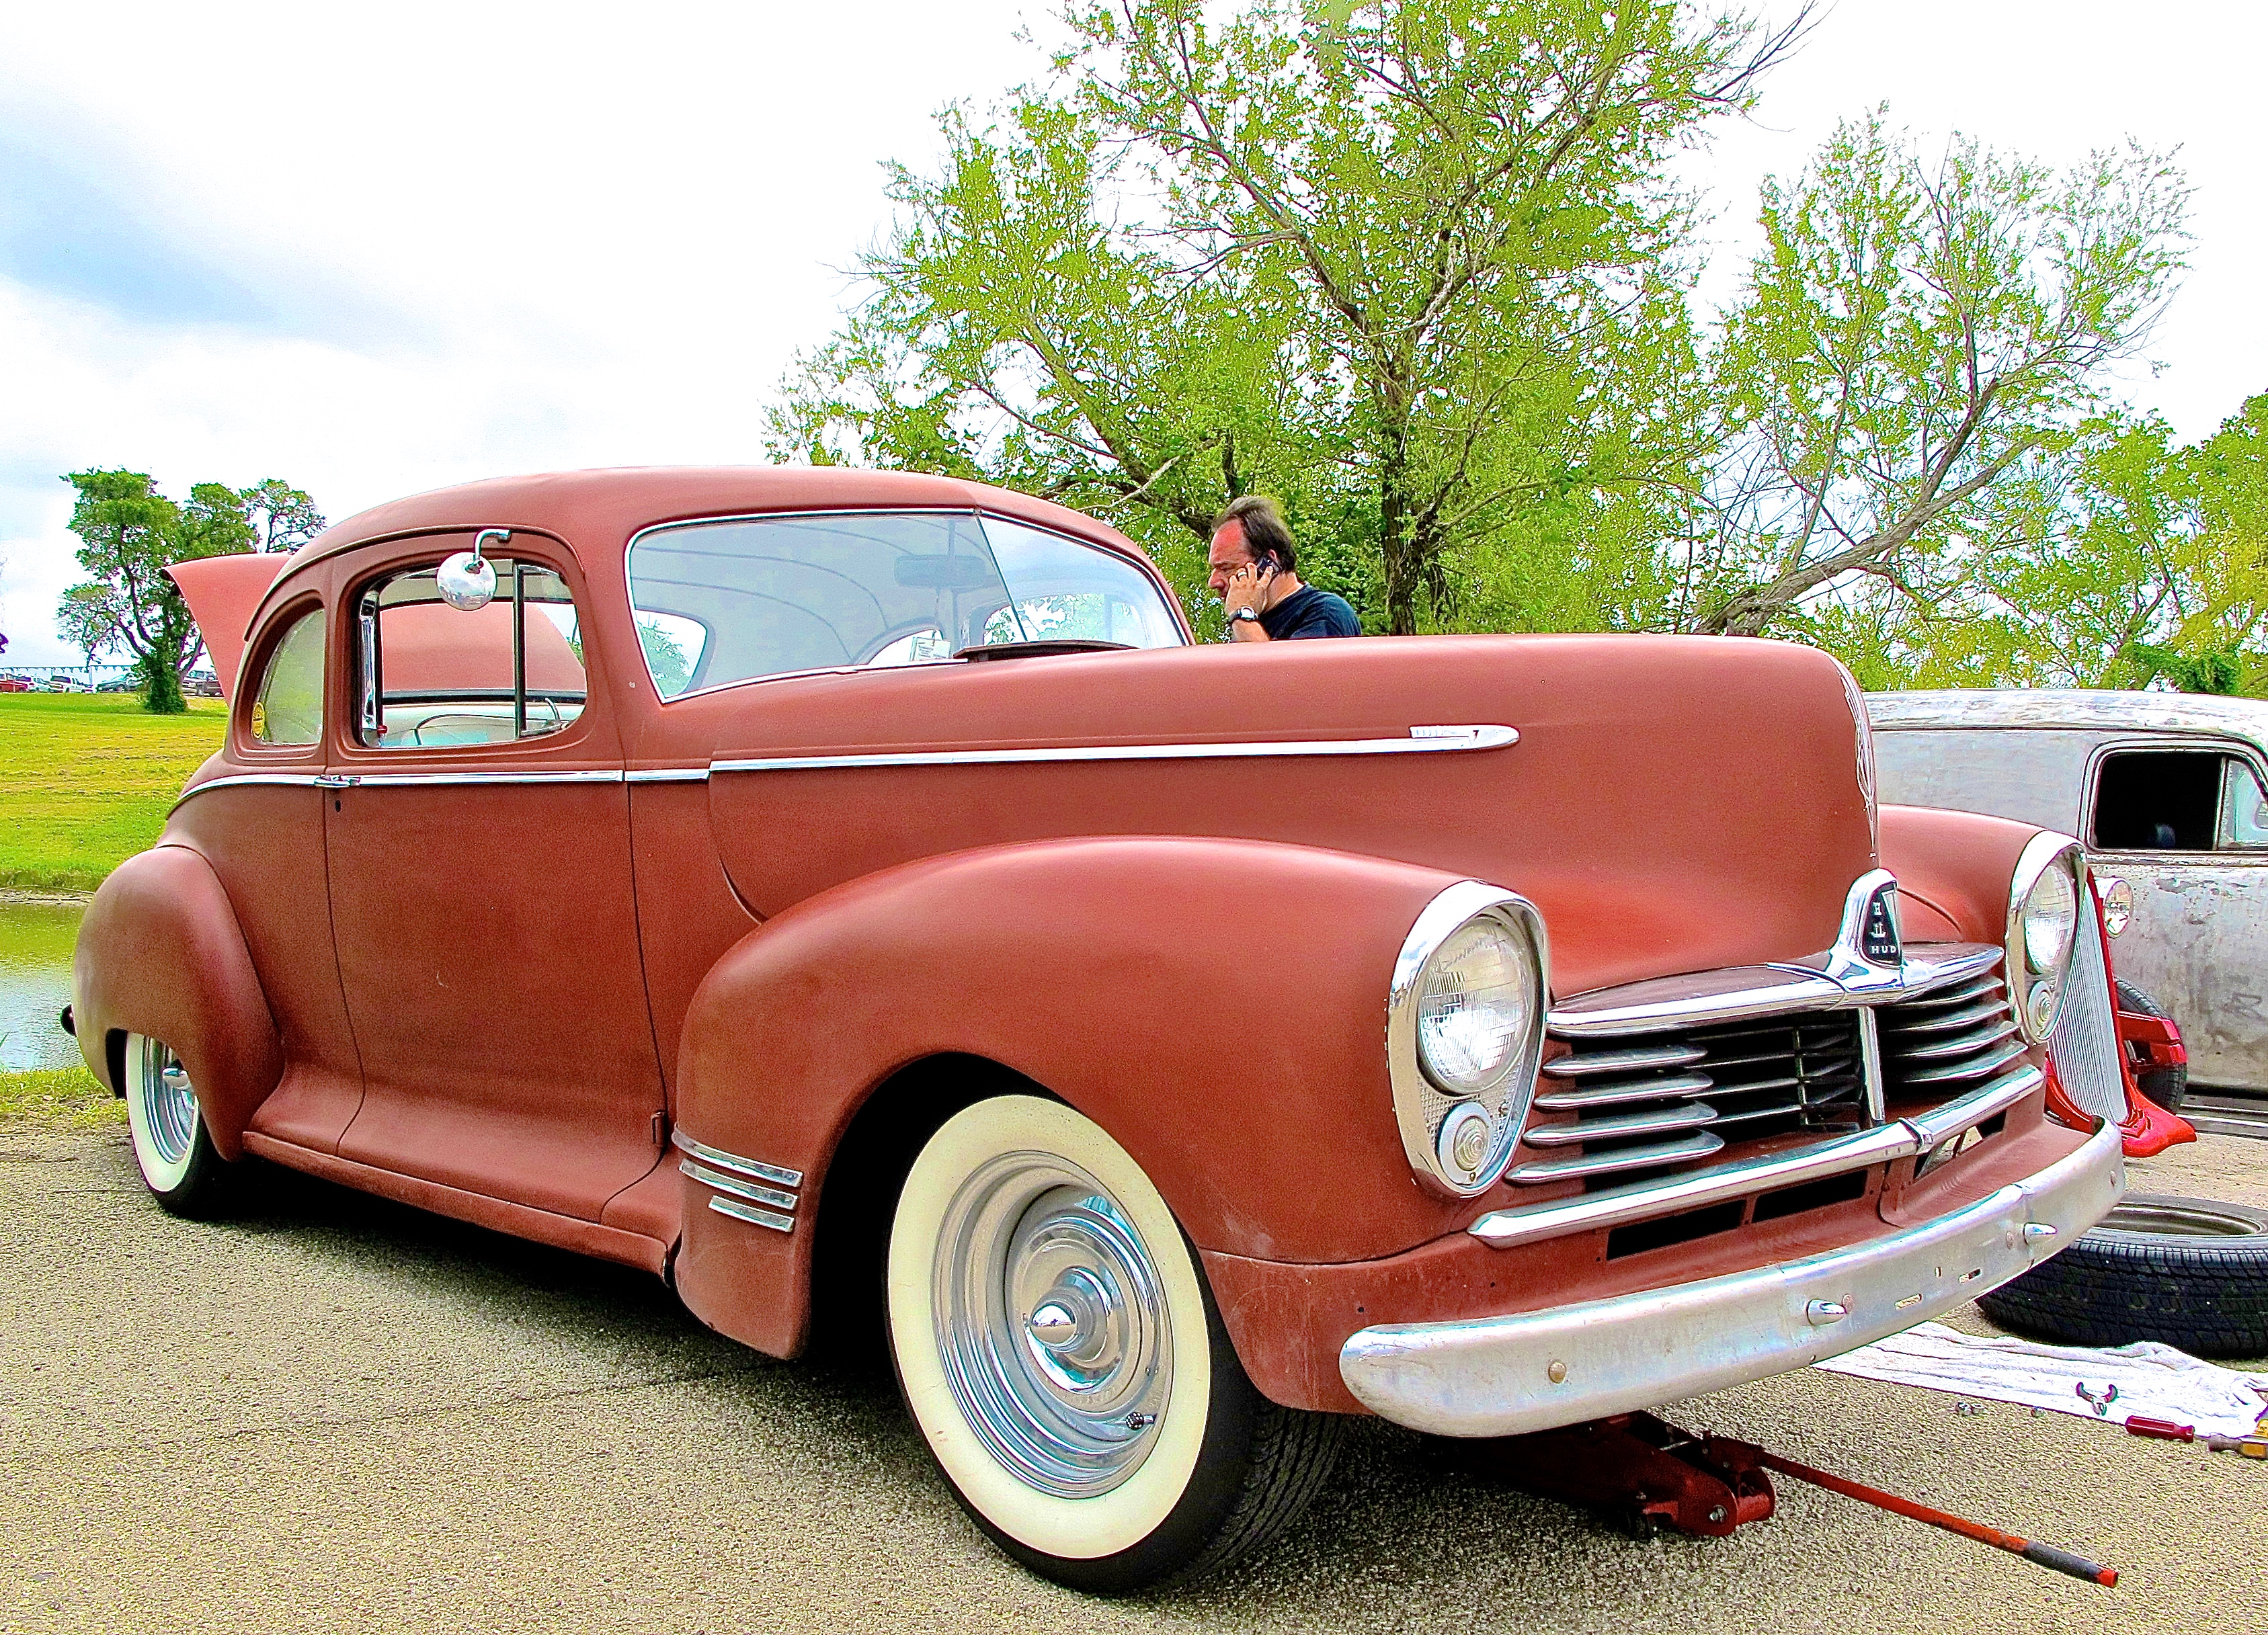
356,559,587,749
2220,758,2268,848
2093,749,2268,851
625,511,1186,697
249,607,325,746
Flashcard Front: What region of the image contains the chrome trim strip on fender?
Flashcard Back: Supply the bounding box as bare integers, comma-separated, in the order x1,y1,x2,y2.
680,1159,798,1214
709,1196,795,1233
1348,1117,2123,1438
670,1129,804,1189
711,723,1518,775
1467,1061,2046,1250
626,768,709,784
167,773,327,812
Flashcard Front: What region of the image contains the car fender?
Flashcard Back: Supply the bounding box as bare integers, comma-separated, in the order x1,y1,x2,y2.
670,835,1492,1357
74,844,284,1161
1877,802,2043,942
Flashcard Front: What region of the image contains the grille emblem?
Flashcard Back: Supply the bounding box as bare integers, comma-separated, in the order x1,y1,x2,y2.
1861,887,1902,966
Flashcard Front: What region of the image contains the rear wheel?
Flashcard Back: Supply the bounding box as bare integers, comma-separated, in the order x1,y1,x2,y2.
122,1034,238,1218
885,1095,1342,1592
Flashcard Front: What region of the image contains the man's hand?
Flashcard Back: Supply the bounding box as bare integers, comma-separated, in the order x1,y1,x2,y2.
1223,563,1272,640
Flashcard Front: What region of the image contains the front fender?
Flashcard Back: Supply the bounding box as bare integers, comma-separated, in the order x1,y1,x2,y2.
74,845,283,1161
1877,803,2042,941
672,836,1487,1355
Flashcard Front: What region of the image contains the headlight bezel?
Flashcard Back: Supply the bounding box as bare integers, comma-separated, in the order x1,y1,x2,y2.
1387,882,1550,1198
2006,833,2089,1044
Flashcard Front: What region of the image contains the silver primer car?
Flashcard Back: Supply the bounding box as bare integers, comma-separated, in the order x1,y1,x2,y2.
1867,689,2268,1117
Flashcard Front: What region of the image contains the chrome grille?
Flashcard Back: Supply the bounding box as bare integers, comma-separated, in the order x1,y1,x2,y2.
1879,969,2025,1099
2048,917,2124,1121
1513,1013,1867,1185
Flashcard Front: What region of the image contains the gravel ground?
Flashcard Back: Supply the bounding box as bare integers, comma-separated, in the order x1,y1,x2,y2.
3,1124,2262,1635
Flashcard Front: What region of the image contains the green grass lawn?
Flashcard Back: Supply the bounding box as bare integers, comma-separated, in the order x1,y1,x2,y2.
0,1063,122,1127
0,693,227,891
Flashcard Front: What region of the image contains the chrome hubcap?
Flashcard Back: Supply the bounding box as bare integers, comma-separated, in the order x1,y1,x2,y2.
137,1036,198,1165
934,1155,1172,1498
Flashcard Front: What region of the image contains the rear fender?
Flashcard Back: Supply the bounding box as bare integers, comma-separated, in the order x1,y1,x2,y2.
74,845,284,1160
671,837,1482,1357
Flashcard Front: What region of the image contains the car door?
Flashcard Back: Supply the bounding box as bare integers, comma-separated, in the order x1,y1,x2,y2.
2087,736,2268,1091
324,534,667,1220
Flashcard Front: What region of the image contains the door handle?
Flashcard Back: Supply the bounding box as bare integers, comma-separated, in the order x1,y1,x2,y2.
314,774,361,788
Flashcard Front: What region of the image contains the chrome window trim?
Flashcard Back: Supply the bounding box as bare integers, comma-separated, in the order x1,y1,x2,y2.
1468,1060,2044,1250
670,1128,804,1188
709,1196,795,1233
623,505,1192,704
712,723,1517,775
680,1159,798,1214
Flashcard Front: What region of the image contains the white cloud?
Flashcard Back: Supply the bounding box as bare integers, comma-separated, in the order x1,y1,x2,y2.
1,1,2261,664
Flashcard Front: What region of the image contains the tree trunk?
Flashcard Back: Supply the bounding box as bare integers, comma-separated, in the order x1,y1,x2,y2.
138,649,186,714
1379,439,1420,636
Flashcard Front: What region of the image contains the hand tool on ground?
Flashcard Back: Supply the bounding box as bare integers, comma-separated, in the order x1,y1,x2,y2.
2125,1415,2268,1457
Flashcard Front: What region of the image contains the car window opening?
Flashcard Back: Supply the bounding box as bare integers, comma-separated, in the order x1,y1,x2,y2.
2094,749,2267,852
358,558,587,749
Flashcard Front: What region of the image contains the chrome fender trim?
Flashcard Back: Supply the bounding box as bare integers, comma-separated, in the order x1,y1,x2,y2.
1340,1117,2123,1439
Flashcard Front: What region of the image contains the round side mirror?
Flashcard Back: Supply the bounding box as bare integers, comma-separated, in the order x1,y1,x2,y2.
436,552,495,610
436,528,510,610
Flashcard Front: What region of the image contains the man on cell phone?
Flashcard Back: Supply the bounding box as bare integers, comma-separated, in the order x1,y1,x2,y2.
1205,495,1362,641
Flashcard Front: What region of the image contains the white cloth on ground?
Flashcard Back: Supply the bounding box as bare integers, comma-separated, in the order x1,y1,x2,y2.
1814,1320,2268,1437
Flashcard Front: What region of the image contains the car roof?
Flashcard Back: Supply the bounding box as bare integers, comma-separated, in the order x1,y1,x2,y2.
1865,687,2268,753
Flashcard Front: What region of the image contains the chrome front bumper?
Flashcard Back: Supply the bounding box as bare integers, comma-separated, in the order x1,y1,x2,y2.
1338,1118,2124,1438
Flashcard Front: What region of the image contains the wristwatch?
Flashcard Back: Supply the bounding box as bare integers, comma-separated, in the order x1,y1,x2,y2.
1229,606,1262,624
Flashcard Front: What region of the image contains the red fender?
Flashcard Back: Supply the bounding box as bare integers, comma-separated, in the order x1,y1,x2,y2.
74,845,284,1161
670,836,1482,1358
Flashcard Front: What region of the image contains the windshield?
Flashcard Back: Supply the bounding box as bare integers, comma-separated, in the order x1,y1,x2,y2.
625,509,1185,698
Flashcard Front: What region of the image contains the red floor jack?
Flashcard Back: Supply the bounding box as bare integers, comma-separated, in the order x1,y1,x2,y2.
1448,1412,2118,1587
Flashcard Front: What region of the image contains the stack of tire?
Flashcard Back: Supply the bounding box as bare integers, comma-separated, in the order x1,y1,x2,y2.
1980,980,2268,1359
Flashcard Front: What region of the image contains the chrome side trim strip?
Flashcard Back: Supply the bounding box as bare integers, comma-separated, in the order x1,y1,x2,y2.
711,723,1517,775
709,1196,795,1233
1346,1118,2124,1439
626,768,709,784
680,1159,798,1213
1470,1062,2047,1249
346,769,626,787
168,773,327,812
670,1129,803,1188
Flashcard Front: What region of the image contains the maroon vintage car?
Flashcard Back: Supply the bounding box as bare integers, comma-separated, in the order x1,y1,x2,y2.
78,467,2135,1591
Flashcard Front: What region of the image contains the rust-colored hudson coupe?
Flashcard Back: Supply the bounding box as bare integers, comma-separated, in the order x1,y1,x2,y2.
80,468,2135,1590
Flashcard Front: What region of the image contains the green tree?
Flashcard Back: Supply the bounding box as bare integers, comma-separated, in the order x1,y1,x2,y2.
56,470,257,712
771,0,1802,633
1693,112,2189,648
237,478,327,552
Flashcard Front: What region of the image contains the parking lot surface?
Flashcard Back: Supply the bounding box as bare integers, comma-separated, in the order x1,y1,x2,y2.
3,1124,2262,1634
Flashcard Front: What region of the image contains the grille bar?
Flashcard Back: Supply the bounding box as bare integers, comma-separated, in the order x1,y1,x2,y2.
1535,1071,1714,1111
1503,1130,1727,1185
1541,1043,1707,1079
1521,1102,1719,1147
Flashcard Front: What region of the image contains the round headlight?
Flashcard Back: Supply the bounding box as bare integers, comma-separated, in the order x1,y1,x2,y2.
2021,864,2078,974
2026,977,2063,1037
1417,917,1537,1094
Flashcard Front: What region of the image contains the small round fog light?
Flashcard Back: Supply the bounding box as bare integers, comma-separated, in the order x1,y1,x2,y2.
1437,1103,1495,1181
2027,978,2062,1037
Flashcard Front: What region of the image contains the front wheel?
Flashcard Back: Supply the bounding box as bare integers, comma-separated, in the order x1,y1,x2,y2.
122,1033,238,1218
885,1095,1342,1593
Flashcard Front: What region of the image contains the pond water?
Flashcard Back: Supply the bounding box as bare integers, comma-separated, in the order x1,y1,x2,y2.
1,901,84,1071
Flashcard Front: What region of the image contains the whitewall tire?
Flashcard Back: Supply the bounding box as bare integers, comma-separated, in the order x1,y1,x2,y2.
886,1095,1342,1591
122,1033,235,1217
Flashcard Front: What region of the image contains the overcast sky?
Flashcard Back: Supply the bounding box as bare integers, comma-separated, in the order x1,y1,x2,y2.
2,1,2260,665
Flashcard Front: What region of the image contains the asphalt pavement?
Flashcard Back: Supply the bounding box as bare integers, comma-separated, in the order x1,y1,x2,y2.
3,1122,2262,1634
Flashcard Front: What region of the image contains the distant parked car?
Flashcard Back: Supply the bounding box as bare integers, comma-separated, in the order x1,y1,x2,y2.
181,673,223,698
0,673,35,693
1867,689,2267,1114
46,673,87,692
95,677,140,694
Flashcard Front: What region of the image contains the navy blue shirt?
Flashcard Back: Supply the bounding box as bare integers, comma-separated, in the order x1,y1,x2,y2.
1260,585,1362,640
